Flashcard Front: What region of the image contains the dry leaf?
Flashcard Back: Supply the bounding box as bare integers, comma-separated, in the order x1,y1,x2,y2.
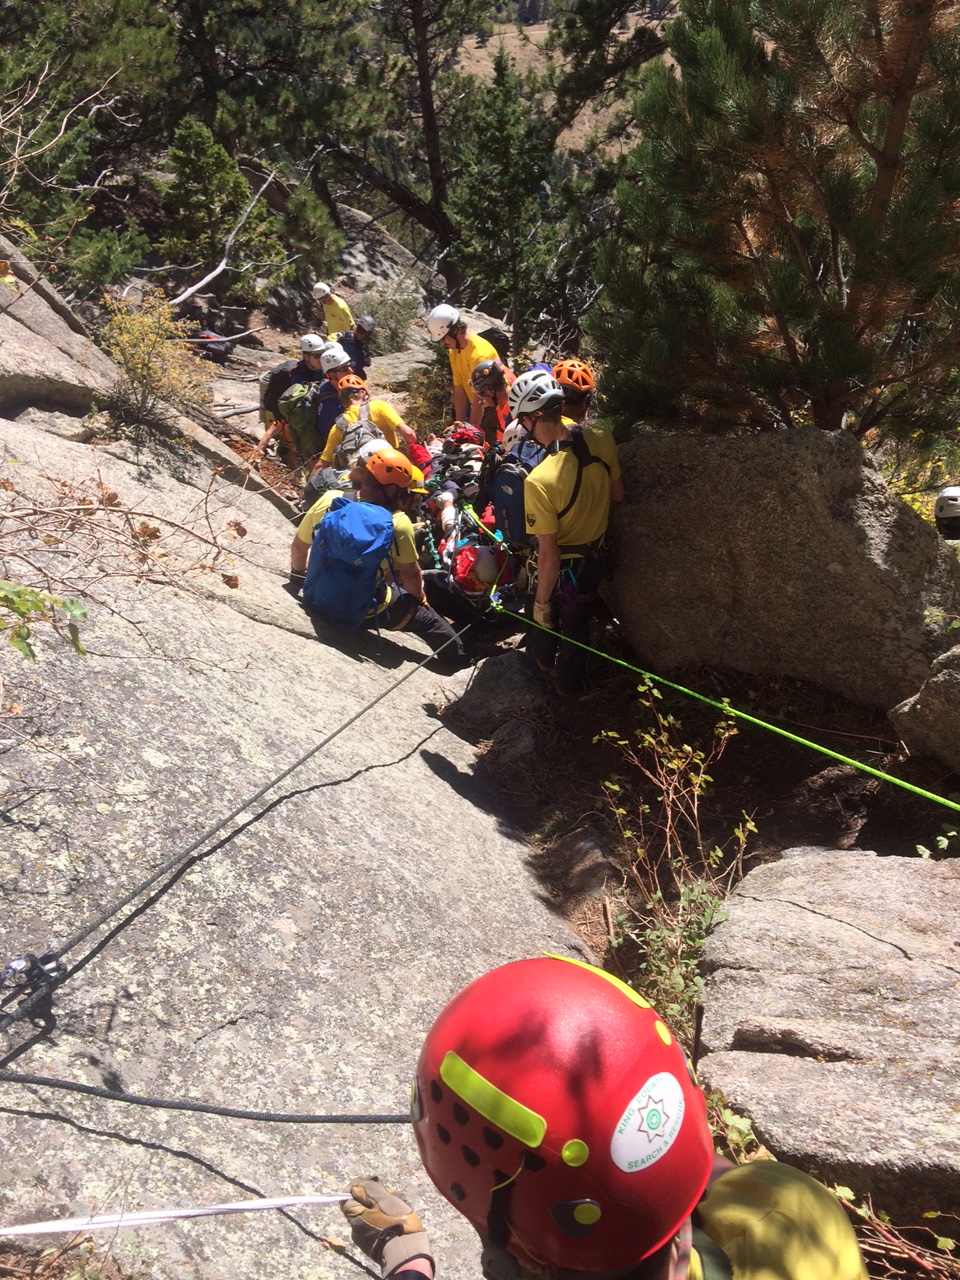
135,522,161,543
98,489,121,508
0,477,14,491
226,520,247,539
221,574,240,589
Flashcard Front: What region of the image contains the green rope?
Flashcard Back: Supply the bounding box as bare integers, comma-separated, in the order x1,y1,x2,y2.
490,600,960,817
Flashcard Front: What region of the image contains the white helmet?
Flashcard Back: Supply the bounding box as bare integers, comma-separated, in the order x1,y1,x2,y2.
321,345,351,374
300,333,328,354
508,368,564,419
501,420,524,452
426,303,460,341
357,438,386,466
935,486,960,539
313,281,332,298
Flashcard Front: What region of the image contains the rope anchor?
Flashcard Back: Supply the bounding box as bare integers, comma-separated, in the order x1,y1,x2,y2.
0,951,66,1018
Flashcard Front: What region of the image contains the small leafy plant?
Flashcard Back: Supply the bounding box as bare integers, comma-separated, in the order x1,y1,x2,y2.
597,680,755,1044
0,579,86,659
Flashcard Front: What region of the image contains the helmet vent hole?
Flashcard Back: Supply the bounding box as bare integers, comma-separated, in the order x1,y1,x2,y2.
450,1182,466,1202
430,1080,443,1104
462,1146,481,1168
452,1103,470,1126
482,1127,504,1150
437,1124,451,1145
525,1154,547,1173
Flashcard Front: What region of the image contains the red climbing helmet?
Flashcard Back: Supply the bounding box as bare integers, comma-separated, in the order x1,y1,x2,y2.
412,957,712,1272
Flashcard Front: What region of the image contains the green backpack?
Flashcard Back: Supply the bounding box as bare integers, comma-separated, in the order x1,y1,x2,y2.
277,381,325,458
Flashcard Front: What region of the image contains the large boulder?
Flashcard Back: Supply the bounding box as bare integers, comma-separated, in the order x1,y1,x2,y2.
698,847,960,1218
611,429,960,708
0,234,116,415
889,645,960,773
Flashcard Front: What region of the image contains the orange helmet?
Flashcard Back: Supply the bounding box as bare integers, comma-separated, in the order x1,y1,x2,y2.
338,373,367,393
552,358,595,395
365,447,414,489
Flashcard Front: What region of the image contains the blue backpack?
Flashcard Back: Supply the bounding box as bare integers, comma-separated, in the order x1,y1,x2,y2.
489,437,547,546
301,497,396,630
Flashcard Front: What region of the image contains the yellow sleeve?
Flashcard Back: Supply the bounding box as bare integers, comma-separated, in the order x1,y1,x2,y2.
391,511,419,564
320,423,344,466
369,400,402,448
586,426,622,483
698,1163,867,1280
297,496,328,546
523,470,559,538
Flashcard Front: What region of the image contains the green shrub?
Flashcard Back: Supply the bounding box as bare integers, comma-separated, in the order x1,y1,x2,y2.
355,278,422,355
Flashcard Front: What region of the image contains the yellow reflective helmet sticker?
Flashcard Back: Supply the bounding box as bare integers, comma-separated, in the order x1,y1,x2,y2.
545,954,651,1009
439,1051,547,1148
574,1203,602,1225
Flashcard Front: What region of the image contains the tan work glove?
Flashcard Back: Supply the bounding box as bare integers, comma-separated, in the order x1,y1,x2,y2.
342,1177,434,1278
533,598,555,629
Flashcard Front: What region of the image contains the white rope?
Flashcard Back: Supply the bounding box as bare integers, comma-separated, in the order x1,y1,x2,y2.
1,1193,350,1237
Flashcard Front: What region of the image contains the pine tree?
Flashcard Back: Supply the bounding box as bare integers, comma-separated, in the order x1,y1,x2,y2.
446,48,560,347
591,0,960,440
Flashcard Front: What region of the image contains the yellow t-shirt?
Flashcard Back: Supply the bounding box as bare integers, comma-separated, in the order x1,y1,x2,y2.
689,1162,867,1280
322,294,354,336
447,333,499,404
297,494,416,614
320,400,404,465
523,426,621,547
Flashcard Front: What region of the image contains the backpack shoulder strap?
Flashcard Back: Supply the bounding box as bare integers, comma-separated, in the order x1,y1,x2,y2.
556,429,610,522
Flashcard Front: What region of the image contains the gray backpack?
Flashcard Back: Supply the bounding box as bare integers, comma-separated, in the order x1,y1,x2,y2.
330,401,385,470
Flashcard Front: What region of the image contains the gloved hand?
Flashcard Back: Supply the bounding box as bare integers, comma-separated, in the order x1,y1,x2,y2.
341,1177,434,1278
283,570,305,598
533,598,555,629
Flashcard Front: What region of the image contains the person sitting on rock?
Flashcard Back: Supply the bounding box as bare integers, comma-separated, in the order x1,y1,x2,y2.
337,315,376,380
288,447,466,667
313,280,355,337
426,304,500,431
339,957,867,1280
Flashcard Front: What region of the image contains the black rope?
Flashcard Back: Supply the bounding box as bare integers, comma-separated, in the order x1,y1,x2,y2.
0,621,473,1031
0,1070,409,1124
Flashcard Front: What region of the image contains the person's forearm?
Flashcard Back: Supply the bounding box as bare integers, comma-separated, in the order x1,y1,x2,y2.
452,385,469,423
399,560,423,599
535,542,561,603
398,421,416,450
256,421,278,450
290,536,309,574
467,397,484,428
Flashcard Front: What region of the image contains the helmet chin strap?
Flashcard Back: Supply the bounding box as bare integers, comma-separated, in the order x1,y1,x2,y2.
481,1158,526,1280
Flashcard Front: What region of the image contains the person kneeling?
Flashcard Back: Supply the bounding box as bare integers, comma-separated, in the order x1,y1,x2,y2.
289,448,467,667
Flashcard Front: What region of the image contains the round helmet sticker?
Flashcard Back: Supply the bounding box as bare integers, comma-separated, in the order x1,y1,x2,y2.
610,1072,685,1173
